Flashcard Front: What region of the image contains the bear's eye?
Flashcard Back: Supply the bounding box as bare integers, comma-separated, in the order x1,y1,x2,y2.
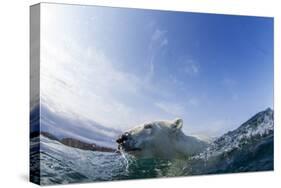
144,124,153,129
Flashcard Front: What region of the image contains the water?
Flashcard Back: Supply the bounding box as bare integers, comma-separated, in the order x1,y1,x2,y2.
30,133,273,185
31,136,183,184
30,108,273,185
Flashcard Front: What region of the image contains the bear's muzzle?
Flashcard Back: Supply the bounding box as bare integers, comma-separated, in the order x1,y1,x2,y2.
116,132,130,144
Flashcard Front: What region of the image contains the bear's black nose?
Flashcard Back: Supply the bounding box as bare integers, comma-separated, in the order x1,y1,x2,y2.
116,132,129,143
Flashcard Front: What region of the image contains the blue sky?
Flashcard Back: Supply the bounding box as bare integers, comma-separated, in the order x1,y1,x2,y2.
41,3,273,137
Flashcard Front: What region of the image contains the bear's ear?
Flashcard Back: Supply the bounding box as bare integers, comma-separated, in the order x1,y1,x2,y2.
171,118,183,131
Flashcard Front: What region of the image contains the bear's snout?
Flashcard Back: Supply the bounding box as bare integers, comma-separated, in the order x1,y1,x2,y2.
116,132,130,144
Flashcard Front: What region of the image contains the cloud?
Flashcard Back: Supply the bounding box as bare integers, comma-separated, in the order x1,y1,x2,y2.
145,27,169,82
151,29,167,42
41,36,146,129
39,11,200,133
182,59,200,76
41,32,179,131
150,28,168,49
155,101,185,117
160,38,168,47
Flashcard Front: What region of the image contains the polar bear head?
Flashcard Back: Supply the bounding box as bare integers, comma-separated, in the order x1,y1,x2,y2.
116,118,186,159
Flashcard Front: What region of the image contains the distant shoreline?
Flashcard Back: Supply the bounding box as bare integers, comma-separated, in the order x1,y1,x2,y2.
30,131,117,153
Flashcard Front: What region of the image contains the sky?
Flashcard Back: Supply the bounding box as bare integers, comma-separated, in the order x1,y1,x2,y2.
40,3,274,137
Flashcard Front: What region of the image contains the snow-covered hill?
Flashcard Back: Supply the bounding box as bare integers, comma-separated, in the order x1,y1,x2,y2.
200,108,273,158
189,108,274,174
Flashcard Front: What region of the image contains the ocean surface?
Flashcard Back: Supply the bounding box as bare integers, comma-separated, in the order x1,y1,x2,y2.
30,108,273,185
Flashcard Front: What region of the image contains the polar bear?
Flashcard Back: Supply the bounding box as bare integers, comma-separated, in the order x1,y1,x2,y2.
116,118,209,159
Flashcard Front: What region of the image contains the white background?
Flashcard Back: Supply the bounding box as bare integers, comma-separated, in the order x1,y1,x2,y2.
0,0,280,187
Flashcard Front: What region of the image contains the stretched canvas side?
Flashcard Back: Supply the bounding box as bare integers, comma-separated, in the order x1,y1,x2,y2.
30,4,41,185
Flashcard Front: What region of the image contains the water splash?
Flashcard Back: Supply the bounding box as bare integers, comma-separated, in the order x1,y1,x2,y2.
119,150,130,173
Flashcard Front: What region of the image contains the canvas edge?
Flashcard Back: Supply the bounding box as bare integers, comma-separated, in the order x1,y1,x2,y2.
30,3,41,185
